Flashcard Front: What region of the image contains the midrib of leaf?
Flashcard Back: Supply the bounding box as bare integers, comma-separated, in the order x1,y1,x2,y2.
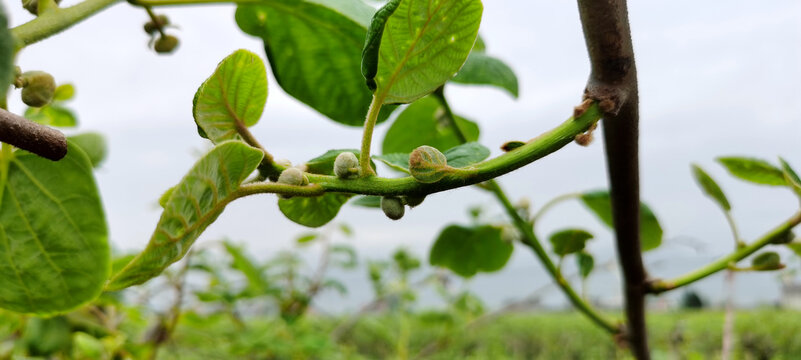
217,63,247,139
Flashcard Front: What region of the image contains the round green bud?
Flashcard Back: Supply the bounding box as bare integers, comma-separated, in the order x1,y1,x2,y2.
276,168,308,199
403,195,425,208
154,35,179,54
381,197,405,220
334,152,360,179
20,71,56,108
409,145,450,184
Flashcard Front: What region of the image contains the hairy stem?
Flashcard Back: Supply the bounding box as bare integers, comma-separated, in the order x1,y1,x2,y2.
649,211,801,293
12,0,122,49
359,94,384,176
0,108,67,161
577,0,647,356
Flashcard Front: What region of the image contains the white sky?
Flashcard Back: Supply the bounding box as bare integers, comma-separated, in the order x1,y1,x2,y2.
5,1,801,310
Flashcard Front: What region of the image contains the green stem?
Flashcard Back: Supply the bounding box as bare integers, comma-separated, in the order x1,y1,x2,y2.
487,180,619,333
360,94,384,176
12,0,122,49
531,192,582,224
649,211,801,294
432,87,467,143
723,211,745,249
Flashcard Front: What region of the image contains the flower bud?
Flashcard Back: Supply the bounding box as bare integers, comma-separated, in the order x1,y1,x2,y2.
409,145,451,183
276,168,309,199
144,15,170,35
154,35,179,54
334,152,360,179
20,71,56,107
381,197,405,220
403,195,425,208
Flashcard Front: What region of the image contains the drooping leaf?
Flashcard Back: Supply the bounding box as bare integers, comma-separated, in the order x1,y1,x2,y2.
25,104,77,127
443,142,490,168
68,132,107,168
0,6,13,101
278,193,351,228
107,141,264,290
373,153,410,174
363,0,484,104
235,1,394,126
0,142,109,314
779,158,801,198
691,164,731,211
579,190,663,251
751,251,784,271
305,149,374,175
718,157,786,186
350,195,381,208
430,224,513,278
382,96,479,154
576,251,594,279
193,49,267,143
452,52,518,97
548,229,593,257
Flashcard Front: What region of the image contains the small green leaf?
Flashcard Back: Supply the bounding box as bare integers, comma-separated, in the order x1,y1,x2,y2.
0,6,13,101
193,49,267,143
409,145,451,183
350,195,381,208
107,141,264,290
53,84,75,101
0,142,110,314
779,158,801,198
751,251,784,271
452,52,518,98
576,251,594,279
223,241,268,293
158,186,175,209
718,157,786,186
579,191,663,251
382,96,479,154
430,224,513,278
306,149,374,175
548,229,593,257
278,193,351,228
331,244,358,269
373,153,410,174
296,233,318,244
68,132,107,168
787,242,801,258
443,142,490,168
25,104,77,127
235,1,394,126
363,0,484,104
691,164,731,211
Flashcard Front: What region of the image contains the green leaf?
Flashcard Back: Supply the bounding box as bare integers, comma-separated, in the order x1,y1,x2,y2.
452,52,518,97
296,233,318,244
278,193,351,228
331,244,358,269
373,153,410,174
382,96,479,155
53,84,75,101
235,1,394,126
24,104,77,127
0,6,13,101
443,142,490,168
0,142,109,314
350,195,381,208
751,251,784,271
718,157,786,186
305,149,374,175
430,224,513,278
691,164,731,211
158,186,175,209
579,191,664,251
548,229,593,256
223,241,269,293
363,0,484,104
107,141,264,290
787,242,801,258
576,252,594,279
779,158,801,198
193,49,267,144
322,278,348,296
68,132,107,168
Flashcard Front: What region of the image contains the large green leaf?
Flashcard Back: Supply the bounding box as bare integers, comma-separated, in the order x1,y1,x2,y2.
382,96,479,154
0,142,109,314
451,52,518,98
718,157,786,186
193,49,267,143
68,132,107,168
579,191,663,251
548,229,593,257
691,164,731,211
107,141,264,290
429,224,512,277
363,0,483,104
278,193,351,228
235,1,393,126
0,5,13,101
779,158,801,198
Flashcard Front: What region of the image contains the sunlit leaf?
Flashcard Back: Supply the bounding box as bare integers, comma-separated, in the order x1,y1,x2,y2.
107,141,264,290
53,84,75,101
452,52,518,98
718,157,786,186
363,0,483,104
548,229,593,257
193,49,267,143
579,190,663,251
430,224,513,277
0,142,109,314
691,164,731,211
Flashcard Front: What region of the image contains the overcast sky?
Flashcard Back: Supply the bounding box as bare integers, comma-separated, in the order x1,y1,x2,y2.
5,1,801,310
